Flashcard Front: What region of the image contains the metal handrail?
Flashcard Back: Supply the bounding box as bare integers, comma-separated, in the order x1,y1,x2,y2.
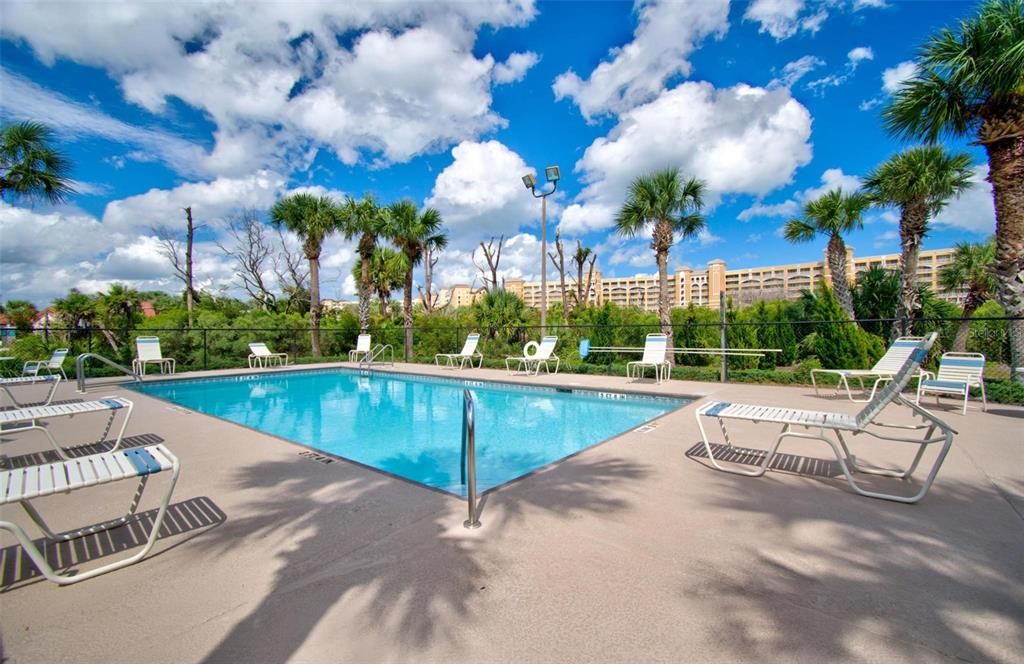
360,343,394,368
75,353,141,393
462,388,481,529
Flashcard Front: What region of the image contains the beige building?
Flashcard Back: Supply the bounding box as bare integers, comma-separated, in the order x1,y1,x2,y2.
436,284,485,309
503,247,961,312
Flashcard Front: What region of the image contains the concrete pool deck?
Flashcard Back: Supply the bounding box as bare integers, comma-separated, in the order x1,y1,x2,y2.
1,361,1021,663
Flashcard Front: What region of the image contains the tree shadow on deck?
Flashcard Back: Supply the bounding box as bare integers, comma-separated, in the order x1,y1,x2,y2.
192,450,652,662
683,461,1024,662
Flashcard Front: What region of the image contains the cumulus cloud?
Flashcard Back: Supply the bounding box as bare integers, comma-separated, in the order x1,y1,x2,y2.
562,82,813,233
553,0,729,120
882,60,919,94
1,1,537,176
493,51,540,84
931,165,996,234
847,46,874,68
739,168,862,221
424,140,551,248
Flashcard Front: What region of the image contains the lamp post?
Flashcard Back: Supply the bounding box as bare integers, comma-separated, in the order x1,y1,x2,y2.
522,165,560,335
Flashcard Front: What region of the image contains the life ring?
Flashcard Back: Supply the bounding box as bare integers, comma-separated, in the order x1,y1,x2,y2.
522,341,540,359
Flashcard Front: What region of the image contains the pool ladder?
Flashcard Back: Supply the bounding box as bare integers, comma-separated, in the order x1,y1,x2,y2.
75,353,141,393
462,389,481,529
359,344,394,375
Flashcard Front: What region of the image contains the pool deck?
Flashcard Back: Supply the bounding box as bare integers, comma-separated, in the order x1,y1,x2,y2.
1,361,1021,663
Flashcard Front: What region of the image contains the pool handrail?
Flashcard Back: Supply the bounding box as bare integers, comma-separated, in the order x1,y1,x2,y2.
462,388,481,529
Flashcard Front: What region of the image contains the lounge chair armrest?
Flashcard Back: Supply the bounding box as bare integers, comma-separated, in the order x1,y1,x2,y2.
918,370,935,380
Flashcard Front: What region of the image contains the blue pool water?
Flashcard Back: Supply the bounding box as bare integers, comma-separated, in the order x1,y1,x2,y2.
130,369,686,495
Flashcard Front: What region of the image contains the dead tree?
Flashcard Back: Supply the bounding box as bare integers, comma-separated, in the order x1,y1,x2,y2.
572,241,597,309
216,209,276,310
273,229,310,314
153,206,201,327
418,241,441,312
473,234,504,292
548,229,569,316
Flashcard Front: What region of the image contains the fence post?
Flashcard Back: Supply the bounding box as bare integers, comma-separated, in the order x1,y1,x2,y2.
720,291,728,383
203,328,208,369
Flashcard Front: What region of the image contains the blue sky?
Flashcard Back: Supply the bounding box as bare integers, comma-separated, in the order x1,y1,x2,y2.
0,0,995,306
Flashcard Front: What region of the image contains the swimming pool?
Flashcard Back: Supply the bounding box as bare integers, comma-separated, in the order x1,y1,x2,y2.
130,369,687,495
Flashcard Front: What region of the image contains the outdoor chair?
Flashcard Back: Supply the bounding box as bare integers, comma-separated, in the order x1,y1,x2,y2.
0,396,134,460
506,336,560,376
132,337,175,376
22,348,69,380
810,336,924,402
248,342,289,368
349,334,371,362
1,374,61,407
693,333,956,503
916,352,986,415
0,444,180,585
626,333,670,383
435,333,483,369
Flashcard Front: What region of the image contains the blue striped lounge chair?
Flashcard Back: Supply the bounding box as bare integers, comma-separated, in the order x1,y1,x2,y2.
0,445,180,584
810,337,924,402
694,333,956,503
22,348,69,380
916,352,986,415
0,374,61,407
0,397,134,460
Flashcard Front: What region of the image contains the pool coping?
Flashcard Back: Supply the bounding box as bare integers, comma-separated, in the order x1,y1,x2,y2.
121,363,697,499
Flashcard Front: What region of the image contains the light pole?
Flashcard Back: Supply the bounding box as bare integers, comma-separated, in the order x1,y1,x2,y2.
522,165,560,335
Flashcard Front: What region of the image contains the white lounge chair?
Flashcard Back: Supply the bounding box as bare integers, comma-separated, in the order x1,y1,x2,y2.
132,337,175,375
22,348,69,380
627,333,670,383
0,397,134,460
810,336,924,402
916,352,986,415
694,333,955,503
349,334,371,362
435,333,483,369
505,336,560,376
0,444,180,585
0,374,61,407
248,342,289,368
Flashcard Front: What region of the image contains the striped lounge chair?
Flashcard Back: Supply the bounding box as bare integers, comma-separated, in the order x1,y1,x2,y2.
916,352,986,415
0,374,61,407
810,337,924,402
0,397,134,460
0,445,180,584
694,333,955,504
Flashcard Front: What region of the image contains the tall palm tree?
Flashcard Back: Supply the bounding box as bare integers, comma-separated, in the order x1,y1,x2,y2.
0,121,75,204
270,193,342,357
98,283,140,353
882,0,1024,377
940,240,998,351
352,247,408,320
340,194,388,332
783,189,870,319
863,146,974,340
615,167,706,359
387,200,447,361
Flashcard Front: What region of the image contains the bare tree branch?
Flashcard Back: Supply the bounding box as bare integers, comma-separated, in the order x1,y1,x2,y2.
548,229,568,316
216,208,276,310
273,228,310,313
474,235,504,293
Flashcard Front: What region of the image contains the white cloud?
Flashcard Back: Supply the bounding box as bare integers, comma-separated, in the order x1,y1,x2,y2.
853,0,887,9
931,165,996,234
563,81,813,234
745,0,884,40
847,46,874,68
425,140,550,248
553,0,730,120
882,60,919,94
770,55,825,88
739,168,862,221
1,2,538,176
493,51,540,84
0,70,208,177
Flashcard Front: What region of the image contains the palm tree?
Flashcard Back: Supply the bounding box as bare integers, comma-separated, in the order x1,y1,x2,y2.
98,283,140,352
783,189,870,319
0,121,76,205
882,0,1024,378
940,240,997,351
270,193,342,357
340,194,388,332
387,201,447,361
352,247,408,320
615,167,706,359
863,146,974,339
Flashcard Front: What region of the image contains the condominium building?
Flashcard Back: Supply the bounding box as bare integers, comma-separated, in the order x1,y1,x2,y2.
503,246,961,312
436,284,485,309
